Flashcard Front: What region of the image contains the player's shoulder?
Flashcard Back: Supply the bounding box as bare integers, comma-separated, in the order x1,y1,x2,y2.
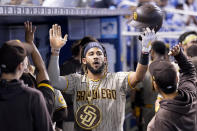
106,72,129,80
37,80,54,92
64,72,82,80
67,72,82,78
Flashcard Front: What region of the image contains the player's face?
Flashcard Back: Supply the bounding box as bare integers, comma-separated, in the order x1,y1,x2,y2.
22,56,28,72
182,41,195,54
83,47,106,74
18,56,28,77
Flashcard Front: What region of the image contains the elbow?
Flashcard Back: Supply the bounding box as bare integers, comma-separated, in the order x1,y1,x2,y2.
136,75,145,83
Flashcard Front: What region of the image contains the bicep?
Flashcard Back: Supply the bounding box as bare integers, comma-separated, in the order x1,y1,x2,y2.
36,69,49,84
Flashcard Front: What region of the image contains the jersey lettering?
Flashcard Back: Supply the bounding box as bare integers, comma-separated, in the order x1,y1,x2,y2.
76,89,116,101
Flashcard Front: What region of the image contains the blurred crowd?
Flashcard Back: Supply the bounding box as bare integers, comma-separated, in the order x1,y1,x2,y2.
0,0,196,33
126,0,197,46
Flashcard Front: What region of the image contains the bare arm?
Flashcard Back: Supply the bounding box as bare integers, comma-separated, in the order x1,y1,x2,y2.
24,21,49,83
128,64,148,88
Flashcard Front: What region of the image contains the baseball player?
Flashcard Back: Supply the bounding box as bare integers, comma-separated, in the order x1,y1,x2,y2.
47,24,156,131
178,31,197,56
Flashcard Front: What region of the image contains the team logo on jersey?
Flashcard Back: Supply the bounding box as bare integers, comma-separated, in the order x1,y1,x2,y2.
76,104,101,130
58,95,65,104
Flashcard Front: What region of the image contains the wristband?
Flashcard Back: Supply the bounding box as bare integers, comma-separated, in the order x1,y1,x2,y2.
139,53,149,65
51,48,60,54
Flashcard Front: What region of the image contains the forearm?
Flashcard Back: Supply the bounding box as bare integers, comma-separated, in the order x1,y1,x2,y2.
174,50,196,82
174,50,195,74
48,55,67,90
135,63,148,81
31,43,49,83
135,53,149,82
129,26,153,86
128,53,148,88
130,64,148,88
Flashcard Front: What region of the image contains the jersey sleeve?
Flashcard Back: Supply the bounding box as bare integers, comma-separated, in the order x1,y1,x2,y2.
61,73,81,94
54,89,67,111
37,80,55,116
115,72,131,94
52,89,68,122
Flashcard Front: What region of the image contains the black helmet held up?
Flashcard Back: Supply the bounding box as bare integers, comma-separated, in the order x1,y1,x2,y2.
129,2,164,32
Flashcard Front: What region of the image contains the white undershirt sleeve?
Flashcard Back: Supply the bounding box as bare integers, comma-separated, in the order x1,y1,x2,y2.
48,55,67,90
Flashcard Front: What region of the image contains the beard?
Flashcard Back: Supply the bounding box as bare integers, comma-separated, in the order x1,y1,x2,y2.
86,62,105,75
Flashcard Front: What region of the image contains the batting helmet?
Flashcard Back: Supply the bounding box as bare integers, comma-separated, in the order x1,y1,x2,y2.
129,2,164,33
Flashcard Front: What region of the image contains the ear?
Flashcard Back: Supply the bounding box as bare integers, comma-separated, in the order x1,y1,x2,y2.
15,62,24,75
82,57,87,65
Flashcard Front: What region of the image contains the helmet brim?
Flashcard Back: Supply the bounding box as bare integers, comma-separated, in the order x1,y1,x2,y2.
129,20,153,29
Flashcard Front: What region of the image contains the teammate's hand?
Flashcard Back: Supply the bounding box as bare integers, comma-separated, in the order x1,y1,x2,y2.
49,24,68,49
24,21,36,44
168,43,181,56
140,28,156,54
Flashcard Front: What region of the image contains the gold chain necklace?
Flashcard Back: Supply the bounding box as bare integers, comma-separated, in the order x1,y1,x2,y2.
86,75,103,104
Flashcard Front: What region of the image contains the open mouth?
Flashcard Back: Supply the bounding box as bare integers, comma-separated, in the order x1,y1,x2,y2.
93,61,100,66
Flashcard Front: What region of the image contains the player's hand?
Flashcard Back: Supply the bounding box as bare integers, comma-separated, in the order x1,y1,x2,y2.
140,28,156,54
49,24,68,49
24,21,36,44
168,43,181,56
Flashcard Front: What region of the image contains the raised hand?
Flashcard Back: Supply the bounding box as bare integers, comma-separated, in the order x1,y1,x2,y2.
49,24,68,49
24,21,36,44
140,28,156,54
168,43,181,56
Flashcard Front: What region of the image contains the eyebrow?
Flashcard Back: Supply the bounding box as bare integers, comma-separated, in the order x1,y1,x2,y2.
88,50,103,54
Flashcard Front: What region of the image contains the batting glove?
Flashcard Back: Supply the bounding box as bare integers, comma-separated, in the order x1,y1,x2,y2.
140,28,157,54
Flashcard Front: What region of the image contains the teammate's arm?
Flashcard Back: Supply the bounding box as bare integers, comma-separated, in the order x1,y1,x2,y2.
128,28,156,88
24,21,50,83
172,44,196,92
24,21,55,115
